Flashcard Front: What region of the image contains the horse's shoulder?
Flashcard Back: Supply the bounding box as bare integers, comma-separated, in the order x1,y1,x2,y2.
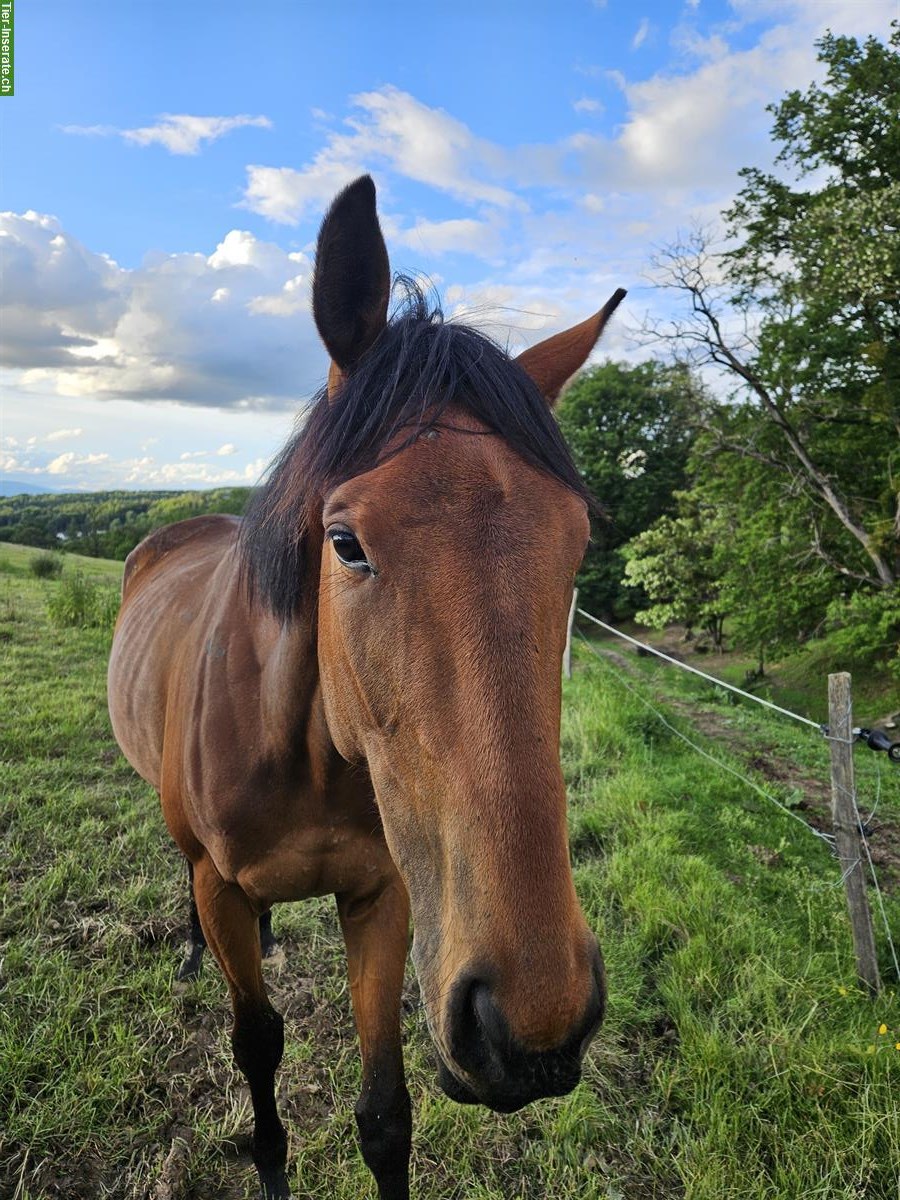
123,514,241,595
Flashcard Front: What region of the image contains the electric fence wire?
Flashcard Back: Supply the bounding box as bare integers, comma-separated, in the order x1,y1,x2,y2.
577,608,825,731
575,631,836,848
575,632,900,984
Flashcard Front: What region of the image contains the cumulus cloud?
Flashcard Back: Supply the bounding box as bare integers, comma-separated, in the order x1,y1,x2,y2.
0,211,126,368
2,212,324,409
46,451,109,474
632,18,651,50
8,0,897,431
121,455,268,487
61,113,272,156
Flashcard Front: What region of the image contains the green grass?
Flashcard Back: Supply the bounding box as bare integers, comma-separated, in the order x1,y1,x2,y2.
2,564,899,1199
0,540,126,582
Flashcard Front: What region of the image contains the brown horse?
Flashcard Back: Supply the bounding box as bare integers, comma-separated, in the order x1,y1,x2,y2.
108,175,625,1200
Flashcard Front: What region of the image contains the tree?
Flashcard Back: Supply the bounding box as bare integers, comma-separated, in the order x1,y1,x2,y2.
644,27,900,597
622,499,726,649
555,360,699,616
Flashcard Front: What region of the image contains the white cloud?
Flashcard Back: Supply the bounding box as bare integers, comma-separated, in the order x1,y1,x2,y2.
243,162,363,226
2,213,325,409
580,194,606,214
392,217,500,260
216,443,237,456
61,113,272,156
121,454,268,487
247,273,309,316
573,97,603,115
632,18,651,50
45,427,83,442
0,211,126,368
242,87,519,225
46,451,109,474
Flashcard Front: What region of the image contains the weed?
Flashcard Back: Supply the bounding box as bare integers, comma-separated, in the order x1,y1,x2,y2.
29,550,64,580
45,572,120,631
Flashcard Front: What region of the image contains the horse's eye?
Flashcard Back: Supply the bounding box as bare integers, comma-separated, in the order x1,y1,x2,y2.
329,531,371,571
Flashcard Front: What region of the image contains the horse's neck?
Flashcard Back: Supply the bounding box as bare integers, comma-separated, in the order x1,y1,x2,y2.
260,620,362,804
259,616,321,752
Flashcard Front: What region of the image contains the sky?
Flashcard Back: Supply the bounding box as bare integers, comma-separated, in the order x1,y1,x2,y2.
1,0,896,493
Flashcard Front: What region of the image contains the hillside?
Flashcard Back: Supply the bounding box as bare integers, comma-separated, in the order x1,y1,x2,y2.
1,560,898,1198
0,479,55,497
0,488,251,560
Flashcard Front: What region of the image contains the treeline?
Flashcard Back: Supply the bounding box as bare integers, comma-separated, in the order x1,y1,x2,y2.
558,29,900,678
0,488,251,561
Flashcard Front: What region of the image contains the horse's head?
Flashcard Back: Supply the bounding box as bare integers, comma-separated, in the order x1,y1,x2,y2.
312,177,623,1112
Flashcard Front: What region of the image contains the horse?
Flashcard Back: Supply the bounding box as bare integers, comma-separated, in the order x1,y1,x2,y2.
107,174,625,1200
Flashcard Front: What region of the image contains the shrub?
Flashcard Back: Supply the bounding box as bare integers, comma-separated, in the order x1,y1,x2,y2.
46,572,120,630
29,551,64,579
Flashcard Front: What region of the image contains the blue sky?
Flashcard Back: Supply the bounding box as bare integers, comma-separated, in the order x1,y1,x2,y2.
1,0,895,491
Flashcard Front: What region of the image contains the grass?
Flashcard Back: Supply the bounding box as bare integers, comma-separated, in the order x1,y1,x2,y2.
1,560,899,1199
0,540,126,582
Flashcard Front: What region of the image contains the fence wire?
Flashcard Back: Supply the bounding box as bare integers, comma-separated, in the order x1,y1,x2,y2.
573,622,900,987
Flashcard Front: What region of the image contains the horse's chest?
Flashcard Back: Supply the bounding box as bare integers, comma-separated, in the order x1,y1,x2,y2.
197,772,391,906
232,816,393,906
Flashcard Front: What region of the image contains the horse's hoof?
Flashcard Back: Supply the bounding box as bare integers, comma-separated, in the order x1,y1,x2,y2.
258,1170,292,1200
261,943,286,972
175,945,204,983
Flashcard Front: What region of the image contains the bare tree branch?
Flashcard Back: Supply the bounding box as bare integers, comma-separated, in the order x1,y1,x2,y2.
638,227,896,587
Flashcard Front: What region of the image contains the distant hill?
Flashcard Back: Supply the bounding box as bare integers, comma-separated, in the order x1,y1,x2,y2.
0,479,55,497
0,487,252,559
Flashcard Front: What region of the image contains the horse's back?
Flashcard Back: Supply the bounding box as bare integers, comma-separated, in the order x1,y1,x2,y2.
121,513,241,600
109,514,243,790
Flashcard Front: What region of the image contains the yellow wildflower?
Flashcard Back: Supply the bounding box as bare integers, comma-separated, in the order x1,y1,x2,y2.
878,1023,888,1035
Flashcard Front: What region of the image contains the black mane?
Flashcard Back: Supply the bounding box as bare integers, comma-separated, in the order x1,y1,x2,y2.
240,279,594,623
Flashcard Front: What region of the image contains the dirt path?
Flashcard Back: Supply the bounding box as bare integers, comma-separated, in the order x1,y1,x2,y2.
589,645,900,894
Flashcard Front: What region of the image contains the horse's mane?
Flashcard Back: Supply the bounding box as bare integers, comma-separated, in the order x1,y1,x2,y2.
239,278,595,623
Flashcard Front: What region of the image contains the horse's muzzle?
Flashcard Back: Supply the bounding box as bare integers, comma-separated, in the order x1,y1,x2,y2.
437,947,605,1113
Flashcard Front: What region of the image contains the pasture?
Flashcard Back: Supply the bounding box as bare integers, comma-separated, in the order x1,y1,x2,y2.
1,546,899,1199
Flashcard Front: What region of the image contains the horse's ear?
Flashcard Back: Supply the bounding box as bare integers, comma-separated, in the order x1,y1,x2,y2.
515,289,627,407
313,175,391,395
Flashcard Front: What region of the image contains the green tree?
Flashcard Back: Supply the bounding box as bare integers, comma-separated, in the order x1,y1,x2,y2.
641,26,899,664
622,498,726,649
555,360,698,616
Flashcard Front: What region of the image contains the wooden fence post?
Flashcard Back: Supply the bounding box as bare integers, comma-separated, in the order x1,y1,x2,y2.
563,588,578,680
828,671,880,995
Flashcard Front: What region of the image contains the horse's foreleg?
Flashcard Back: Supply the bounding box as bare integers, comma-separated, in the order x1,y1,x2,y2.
337,875,412,1200
193,856,289,1200
178,858,278,981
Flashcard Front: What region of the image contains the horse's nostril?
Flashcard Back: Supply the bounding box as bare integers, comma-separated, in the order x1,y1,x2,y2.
472,983,506,1047
447,975,491,1074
